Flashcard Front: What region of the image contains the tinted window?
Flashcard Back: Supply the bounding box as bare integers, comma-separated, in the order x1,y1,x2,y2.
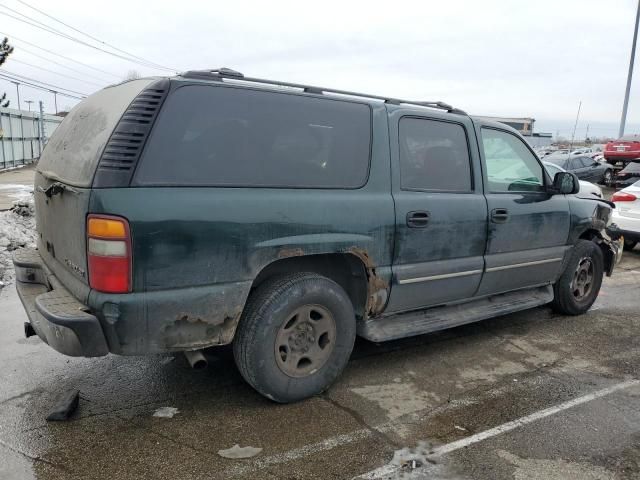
134,85,371,188
546,156,568,169
481,128,544,193
399,118,472,191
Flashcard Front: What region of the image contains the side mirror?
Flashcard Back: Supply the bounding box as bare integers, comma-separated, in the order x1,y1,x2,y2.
592,161,599,167
553,172,579,194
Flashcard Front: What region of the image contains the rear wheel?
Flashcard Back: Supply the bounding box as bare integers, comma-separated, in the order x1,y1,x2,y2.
551,240,604,315
624,238,638,251
233,273,356,403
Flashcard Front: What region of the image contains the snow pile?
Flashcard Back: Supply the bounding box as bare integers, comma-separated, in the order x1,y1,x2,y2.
0,196,37,288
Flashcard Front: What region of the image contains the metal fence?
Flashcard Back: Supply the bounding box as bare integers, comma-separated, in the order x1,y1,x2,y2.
0,106,62,170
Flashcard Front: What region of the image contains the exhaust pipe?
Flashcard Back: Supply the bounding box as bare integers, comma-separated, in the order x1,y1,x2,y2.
184,350,208,370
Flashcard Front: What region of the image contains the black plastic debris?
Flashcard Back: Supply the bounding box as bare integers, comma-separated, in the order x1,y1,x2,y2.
46,389,80,421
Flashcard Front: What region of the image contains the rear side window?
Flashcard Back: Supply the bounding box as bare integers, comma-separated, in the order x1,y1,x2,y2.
133,85,371,188
399,118,472,192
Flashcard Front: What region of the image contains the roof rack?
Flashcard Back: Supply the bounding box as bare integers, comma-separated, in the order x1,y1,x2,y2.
180,68,467,115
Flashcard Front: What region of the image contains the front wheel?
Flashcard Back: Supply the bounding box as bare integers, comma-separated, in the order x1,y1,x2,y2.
551,240,604,315
233,273,356,403
602,169,613,186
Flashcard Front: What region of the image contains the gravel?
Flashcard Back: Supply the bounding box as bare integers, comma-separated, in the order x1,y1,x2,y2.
0,196,36,289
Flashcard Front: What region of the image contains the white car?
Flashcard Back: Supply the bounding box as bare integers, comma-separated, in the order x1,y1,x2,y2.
543,161,603,198
611,180,640,251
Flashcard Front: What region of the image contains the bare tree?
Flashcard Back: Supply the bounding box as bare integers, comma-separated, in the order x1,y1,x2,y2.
0,37,14,107
124,69,141,81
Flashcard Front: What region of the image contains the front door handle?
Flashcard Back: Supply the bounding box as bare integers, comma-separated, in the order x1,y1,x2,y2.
407,210,430,228
491,208,509,223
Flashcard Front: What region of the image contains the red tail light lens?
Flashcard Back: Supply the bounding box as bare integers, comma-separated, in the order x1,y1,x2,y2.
87,215,131,293
611,191,637,202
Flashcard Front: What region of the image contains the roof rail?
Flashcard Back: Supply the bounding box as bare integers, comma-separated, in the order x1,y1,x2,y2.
180,68,467,115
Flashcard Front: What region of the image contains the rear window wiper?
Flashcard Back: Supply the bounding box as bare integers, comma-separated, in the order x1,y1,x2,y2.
37,182,79,198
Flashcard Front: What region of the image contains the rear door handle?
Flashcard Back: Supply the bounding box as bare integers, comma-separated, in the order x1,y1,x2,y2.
491,208,509,223
407,210,430,228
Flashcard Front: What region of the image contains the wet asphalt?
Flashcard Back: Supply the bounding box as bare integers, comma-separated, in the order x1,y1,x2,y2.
1,251,640,480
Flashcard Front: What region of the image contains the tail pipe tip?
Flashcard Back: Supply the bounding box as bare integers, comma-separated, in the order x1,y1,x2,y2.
184,350,208,370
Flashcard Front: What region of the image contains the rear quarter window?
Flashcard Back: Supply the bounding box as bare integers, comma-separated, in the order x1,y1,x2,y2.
37,79,153,187
133,85,372,188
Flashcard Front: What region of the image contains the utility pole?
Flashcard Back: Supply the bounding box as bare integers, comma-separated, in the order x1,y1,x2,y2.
25,100,33,112
585,124,590,142
569,101,582,153
11,81,20,110
619,0,640,138
38,100,45,156
51,90,58,114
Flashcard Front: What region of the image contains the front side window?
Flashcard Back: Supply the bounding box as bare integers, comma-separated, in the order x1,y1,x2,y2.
134,85,371,188
399,118,472,192
481,128,544,193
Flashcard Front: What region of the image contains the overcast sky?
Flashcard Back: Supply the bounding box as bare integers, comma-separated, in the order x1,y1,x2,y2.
1,0,640,138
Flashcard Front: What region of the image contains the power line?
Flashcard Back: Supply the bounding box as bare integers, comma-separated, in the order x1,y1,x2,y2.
14,43,112,83
0,73,85,100
0,6,176,72
0,31,121,79
9,58,106,88
15,0,175,72
0,69,88,96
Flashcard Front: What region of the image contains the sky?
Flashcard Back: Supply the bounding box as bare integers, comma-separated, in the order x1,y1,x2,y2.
1,0,640,139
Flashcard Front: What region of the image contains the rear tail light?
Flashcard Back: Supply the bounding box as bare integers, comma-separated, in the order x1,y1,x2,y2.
611,191,637,202
87,215,131,293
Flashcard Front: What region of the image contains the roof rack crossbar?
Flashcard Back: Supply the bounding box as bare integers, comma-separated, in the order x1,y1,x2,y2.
181,68,467,115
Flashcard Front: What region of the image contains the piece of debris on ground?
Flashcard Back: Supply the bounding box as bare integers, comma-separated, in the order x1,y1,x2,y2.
217,444,263,459
46,389,80,421
152,406,179,418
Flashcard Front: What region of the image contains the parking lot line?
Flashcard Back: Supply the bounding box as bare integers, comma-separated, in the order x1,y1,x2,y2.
356,378,640,479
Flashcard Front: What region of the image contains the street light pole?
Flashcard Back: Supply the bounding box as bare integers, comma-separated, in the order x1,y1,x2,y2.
11,81,20,110
619,0,640,138
25,100,33,112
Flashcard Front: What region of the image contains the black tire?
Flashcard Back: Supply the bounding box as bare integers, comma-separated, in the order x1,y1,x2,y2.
624,238,638,251
551,240,604,315
233,273,356,403
602,169,613,186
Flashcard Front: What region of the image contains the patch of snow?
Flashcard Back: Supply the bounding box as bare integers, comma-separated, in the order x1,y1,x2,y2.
0,196,36,289
217,444,263,459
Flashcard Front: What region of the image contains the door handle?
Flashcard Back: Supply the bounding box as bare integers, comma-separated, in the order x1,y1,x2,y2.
407,210,430,228
491,208,509,223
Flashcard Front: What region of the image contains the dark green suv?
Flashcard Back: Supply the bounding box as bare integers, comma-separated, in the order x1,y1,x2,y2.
14,69,621,403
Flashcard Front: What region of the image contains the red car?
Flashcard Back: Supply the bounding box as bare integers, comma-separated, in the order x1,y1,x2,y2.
604,134,640,165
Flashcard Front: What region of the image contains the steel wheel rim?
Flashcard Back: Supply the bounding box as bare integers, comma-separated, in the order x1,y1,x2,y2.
571,257,594,300
275,304,337,378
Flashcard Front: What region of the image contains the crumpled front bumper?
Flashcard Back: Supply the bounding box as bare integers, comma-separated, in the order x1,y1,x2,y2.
604,224,624,272
13,248,109,357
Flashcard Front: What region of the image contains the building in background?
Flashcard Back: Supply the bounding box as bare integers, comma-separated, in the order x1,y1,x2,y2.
478,115,553,148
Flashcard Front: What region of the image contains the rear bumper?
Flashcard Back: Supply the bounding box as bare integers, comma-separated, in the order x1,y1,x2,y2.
605,151,640,160
13,248,109,357
613,177,639,189
611,211,640,241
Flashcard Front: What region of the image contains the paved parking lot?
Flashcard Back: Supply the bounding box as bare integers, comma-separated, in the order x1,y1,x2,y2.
1,247,639,479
